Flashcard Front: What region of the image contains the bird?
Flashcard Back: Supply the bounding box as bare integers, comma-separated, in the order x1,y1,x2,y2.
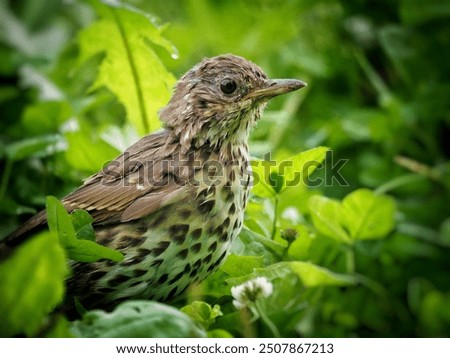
2,54,306,311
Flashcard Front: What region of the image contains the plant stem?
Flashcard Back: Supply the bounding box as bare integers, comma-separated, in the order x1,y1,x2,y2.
345,246,355,274
375,173,425,195
271,194,279,240
354,273,388,297
239,307,256,338
255,301,280,338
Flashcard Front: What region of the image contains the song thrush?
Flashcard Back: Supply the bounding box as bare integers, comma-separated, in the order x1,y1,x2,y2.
2,54,306,310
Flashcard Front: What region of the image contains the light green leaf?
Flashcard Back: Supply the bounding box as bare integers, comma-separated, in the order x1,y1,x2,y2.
251,147,329,197
65,124,120,174
342,188,396,240
181,301,222,329
282,146,329,190
227,261,355,288
46,195,77,244
78,1,176,134
0,232,67,337
251,159,276,198
268,171,284,193
226,261,294,287
21,101,72,135
308,195,351,243
287,225,314,260
71,300,206,338
207,329,233,338
220,253,264,277
238,227,286,258
288,261,356,287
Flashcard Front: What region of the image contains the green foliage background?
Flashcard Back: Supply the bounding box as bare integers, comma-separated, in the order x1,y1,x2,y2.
0,0,449,337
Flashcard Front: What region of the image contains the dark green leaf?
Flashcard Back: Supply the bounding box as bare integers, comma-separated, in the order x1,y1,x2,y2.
71,301,206,337
5,135,65,161
46,196,123,262
71,209,96,242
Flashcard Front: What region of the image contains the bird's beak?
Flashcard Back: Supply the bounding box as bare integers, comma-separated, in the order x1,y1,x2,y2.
247,79,307,100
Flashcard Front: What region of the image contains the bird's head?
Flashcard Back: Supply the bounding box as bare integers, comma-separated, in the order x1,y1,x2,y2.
160,54,306,153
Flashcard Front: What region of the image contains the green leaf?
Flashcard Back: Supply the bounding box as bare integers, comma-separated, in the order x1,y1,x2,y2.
5,134,65,161
400,0,450,25
46,195,77,244
65,124,120,174
226,261,355,288
78,1,176,134
288,261,356,287
71,301,206,338
251,159,276,198
342,189,396,240
71,209,96,242
0,232,68,337
220,253,264,277
237,227,286,258
282,147,329,190
308,195,351,243
46,196,124,263
251,147,329,197
44,315,74,338
207,329,234,338
180,301,223,329
21,101,72,135
269,171,284,193
67,239,124,263
287,225,314,260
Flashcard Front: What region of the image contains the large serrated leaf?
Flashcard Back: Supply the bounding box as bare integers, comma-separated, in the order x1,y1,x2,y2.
78,1,176,134
0,232,68,337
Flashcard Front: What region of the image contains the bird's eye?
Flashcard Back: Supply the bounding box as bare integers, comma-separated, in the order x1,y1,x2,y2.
220,79,237,95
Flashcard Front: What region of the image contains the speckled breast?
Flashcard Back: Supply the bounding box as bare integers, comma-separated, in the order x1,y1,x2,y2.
68,150,252,309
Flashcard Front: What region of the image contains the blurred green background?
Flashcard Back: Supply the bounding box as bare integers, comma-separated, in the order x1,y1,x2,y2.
0,0,449,337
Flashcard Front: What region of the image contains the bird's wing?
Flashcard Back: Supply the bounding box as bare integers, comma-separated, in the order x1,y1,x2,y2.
3,130,204,243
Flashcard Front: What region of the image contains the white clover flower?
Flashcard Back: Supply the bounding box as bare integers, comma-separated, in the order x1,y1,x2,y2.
231,276,273,309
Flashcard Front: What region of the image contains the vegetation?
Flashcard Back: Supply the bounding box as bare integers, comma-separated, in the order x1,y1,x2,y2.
0,0,449,337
